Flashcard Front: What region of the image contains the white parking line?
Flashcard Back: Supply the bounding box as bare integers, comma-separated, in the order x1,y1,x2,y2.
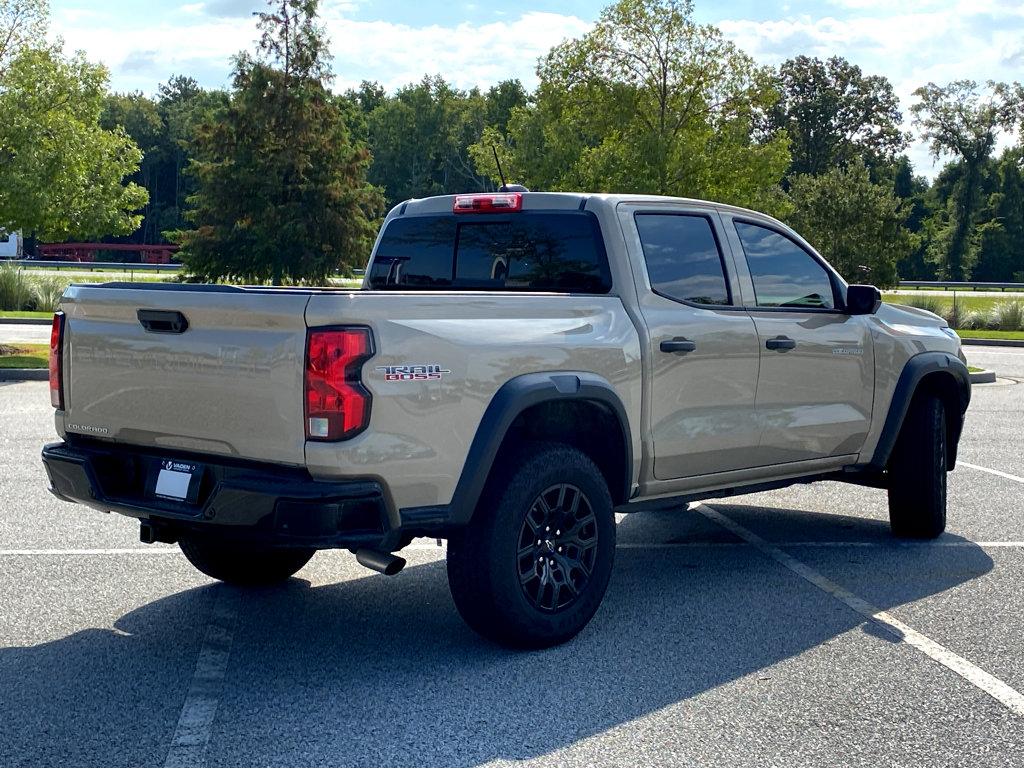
960,461,1024,485
0,548,178,556
694,503,1024,718
164,586,241,767
616,541,1024,549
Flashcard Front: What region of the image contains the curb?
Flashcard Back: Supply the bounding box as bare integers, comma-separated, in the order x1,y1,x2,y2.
0,318,50,325
969,369,997,384
961,338,1024,348
0,369,47,381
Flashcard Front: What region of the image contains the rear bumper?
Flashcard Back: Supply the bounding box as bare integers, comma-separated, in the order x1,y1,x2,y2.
41,440,399,550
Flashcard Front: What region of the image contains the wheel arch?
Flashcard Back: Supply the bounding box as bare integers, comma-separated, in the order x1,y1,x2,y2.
445,372,633,526
868,351,971,471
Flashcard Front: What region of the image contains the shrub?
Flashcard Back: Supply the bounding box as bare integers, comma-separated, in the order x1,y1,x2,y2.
988,300,1024,331
900,295,945,315
0,263,35,311
960,310,991,330
31,276,67,313
943,299,967,330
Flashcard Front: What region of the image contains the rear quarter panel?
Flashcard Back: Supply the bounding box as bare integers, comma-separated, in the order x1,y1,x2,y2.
304,292,642,512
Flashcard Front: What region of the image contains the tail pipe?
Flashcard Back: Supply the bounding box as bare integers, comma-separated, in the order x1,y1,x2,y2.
356,548,406,576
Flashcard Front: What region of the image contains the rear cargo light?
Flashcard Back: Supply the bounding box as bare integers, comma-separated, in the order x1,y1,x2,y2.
453,192,522,214
305,327,374,441
49,312,65,409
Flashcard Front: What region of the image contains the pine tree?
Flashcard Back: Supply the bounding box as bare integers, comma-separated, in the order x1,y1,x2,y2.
175,0,383,284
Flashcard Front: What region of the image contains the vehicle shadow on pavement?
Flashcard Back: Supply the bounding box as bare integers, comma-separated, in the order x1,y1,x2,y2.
0,504,994,766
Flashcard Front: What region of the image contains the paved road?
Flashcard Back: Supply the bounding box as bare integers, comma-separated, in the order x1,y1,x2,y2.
1,353,1023,766
0,325,51,345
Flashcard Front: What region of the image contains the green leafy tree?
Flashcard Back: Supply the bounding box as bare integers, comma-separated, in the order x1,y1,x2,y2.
471,0,790,212
175,0,383,284
101,77,230,245
157,75,229,235
787,159,912,288
888,155,935,280
0,0,47,74
0,46,147,241
347,80,386,115
366,76,490,206
101,91,164,242
973,150,1024,282
768,56,907,178
911,80,1020,280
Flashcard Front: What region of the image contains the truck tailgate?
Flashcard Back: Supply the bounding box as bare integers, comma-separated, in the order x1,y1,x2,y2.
60,284,311,466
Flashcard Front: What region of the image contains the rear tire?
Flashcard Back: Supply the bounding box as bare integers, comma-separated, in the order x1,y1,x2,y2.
179,537,315,585
887,394,947,539
446,442,616,649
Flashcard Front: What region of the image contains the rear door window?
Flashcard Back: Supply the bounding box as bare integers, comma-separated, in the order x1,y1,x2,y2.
368,212,612,293
734,222,837,310
635,214,731,305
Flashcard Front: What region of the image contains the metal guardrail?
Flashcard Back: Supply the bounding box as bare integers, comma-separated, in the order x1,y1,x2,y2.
2,259,180,271
2,260,367,277
898,280,1024,292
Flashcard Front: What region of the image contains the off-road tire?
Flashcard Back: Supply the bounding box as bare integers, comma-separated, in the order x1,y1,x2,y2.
179,537,315,585
446,442,616,649
887,394,947,539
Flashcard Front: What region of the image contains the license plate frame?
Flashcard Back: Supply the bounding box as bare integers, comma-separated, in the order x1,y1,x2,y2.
147,458,204,505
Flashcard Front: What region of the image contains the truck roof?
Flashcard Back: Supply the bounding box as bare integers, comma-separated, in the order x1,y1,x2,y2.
391,191,783,227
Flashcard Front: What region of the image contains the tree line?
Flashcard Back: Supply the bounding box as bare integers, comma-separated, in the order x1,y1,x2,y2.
2,0,1022,285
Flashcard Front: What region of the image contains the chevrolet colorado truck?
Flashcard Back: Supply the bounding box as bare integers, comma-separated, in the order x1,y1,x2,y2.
42,191,970,648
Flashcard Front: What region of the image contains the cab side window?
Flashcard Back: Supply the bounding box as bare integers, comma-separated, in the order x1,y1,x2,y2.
734,222,836,310
635,214,731,306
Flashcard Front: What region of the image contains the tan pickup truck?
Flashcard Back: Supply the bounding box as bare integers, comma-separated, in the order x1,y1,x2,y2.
42,191,970,648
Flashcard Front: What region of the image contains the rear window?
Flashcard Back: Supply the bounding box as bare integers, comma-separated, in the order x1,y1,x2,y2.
367,212,612,293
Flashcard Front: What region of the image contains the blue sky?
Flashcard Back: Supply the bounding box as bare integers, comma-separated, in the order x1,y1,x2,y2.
49,0,1024,177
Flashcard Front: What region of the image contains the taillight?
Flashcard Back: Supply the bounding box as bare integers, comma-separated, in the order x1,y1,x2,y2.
453,192,522,214
305,327,374,441
49,312,65,409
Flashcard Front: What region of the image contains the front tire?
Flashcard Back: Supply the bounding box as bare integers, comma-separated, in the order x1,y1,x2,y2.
446,442,616,649
887,394,947,539
179,537,315,585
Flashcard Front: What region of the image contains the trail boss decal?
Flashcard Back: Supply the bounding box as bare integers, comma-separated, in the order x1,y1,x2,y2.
376,364,452,382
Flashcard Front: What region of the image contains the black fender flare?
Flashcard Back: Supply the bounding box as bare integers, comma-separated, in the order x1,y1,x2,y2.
400,372,633,529
867,351,971,471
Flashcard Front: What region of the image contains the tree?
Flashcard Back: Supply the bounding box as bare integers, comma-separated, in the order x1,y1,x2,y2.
101,77,230,245
366,76,491,206
888,155,935,280
768,56,907,178
787,160,912,288
911,80,1020,280
175,0,383,284
0,47,147,241
471,0,789,212
0,0,47,74
101,91,164,241
157,76,229,235
973,150,1024,282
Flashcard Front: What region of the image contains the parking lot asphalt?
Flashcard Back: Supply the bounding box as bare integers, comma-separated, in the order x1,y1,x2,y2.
1,347,1023,767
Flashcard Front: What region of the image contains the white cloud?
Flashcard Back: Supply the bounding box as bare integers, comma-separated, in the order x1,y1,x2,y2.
718,2,1024,177
321,10,591,91
49,6,589,96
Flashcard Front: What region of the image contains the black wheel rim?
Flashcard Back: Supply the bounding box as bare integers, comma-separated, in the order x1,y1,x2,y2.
517,483,598,613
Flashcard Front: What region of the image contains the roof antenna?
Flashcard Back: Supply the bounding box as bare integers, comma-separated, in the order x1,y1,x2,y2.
492,145,508,191
491,144,529,193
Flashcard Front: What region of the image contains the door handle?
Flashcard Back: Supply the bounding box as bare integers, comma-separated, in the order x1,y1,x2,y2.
765,335,796,351
660,338,697,354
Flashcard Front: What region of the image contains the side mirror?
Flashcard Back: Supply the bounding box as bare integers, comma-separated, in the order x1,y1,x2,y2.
846,284,882,315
